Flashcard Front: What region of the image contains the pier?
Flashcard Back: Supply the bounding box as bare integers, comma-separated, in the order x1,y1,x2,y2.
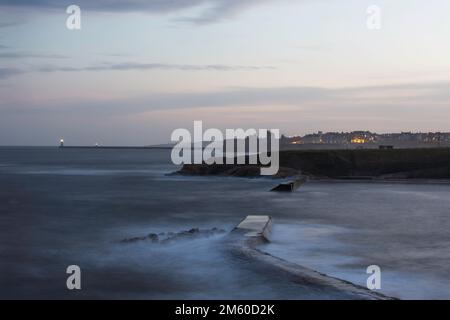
228,215,394,300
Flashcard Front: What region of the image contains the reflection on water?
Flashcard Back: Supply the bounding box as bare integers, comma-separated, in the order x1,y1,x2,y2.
1,148,450,299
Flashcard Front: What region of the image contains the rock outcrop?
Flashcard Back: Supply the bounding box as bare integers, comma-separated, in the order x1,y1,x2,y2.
121,227,226,244
174,148,450,180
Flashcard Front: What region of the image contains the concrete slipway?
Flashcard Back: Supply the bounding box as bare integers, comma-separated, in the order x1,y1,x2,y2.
226,215,394,300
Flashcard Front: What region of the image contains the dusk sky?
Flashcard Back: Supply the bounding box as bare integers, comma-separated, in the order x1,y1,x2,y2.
1,0,450,146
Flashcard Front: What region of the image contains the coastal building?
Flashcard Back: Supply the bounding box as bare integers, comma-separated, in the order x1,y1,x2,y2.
280,131,450,149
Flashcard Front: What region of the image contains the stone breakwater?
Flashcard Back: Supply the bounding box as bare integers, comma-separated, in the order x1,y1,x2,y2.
120,227,226,244
121,217,395,300
175,148,450,180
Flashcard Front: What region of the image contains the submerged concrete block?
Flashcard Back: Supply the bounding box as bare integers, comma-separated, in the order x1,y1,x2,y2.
234,215,272,241
271,176,307,192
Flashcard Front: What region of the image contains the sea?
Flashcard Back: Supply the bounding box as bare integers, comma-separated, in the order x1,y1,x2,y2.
1,147,449,299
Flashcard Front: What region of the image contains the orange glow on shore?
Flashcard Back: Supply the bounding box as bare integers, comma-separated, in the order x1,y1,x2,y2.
351,138,366,144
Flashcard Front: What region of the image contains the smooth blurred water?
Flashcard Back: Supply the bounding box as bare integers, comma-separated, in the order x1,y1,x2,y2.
1,147,449,299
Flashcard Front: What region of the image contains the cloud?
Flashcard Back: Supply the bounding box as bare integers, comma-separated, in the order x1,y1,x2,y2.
143,82,450,113
0,0,207,12
97,53,133,58
0,45,9,49
0,61,274,79
0,52,68,59
0,0,279,24
0,20,22,28
176,0,276,24
36,62,275,72
5,81,450,117
0,67,23,79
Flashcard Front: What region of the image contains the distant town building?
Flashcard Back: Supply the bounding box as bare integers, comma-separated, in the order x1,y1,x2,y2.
280,131,450,148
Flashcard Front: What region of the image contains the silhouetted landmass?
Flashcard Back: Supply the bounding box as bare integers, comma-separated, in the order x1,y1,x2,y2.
177,148,450,179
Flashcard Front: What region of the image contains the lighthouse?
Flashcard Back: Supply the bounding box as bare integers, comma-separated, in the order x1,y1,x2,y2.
59,139,64,148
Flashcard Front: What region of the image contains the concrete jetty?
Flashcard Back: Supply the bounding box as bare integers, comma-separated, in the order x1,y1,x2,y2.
271,176,307,192
234,215,272,242
227,215,395,300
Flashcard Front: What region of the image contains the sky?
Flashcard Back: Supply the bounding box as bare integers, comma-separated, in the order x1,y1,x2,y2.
0,0,450,146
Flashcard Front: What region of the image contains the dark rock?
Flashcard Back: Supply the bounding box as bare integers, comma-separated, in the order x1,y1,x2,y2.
120,236,147,243
148,233,159,243
120,227,226,245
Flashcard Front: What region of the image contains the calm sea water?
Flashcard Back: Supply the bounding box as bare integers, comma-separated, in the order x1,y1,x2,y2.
1,147,449,299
